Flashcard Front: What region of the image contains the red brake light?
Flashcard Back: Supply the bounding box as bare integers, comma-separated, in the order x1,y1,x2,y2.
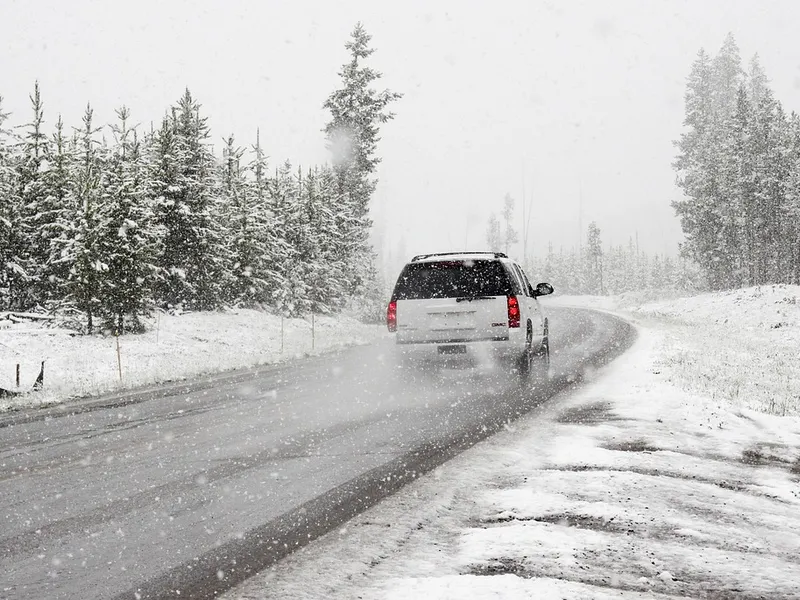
507,295,520,328
387,300,397,332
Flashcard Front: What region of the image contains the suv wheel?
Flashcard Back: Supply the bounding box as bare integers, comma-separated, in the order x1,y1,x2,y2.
516,322,534,378
534,318,551,380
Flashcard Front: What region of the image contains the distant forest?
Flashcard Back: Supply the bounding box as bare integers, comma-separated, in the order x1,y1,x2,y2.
527,222,702,297
674,33,800,290
514,33,800,297
485,198,701,297
0,24,400,333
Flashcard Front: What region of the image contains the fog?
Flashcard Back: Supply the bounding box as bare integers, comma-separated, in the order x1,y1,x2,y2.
3,0,800,280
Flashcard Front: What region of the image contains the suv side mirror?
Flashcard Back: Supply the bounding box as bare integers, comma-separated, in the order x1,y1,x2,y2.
533,282,554,297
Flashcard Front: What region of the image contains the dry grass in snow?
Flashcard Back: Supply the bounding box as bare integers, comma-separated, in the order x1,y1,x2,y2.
551,284,800,416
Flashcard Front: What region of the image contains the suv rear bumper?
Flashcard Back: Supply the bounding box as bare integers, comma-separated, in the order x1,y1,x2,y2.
396,334,509,344
394,334,524,368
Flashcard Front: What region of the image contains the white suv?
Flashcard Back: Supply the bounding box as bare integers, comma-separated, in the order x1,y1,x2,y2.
386,252,553,376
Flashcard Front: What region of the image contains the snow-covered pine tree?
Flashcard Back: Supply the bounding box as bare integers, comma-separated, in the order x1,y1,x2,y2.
637,252,652,291
671,35,800,290
739,80,789,286
716,83,753,288
96,107,160,333
63,104,104,332
773,105,796,283
674,37,746,290
304,163,360,314
15,82,52,308
43,115,77,303
662,255,676,290
149,114,181,305
754,90,791,284
569,247,585,294
315,164,350,309
152,90,223,310
294,166,324,315
785,112,800,284
0,95,23,310
603,245,622,294
219,134,275,307
218,134,247,305
502,194,518,255
269,160,303,316
244,130,288,305
486,214,502,252
323,23,401,298
737,81,763,285
711,33,744,122
586,222,603,294
650,254,664,290
673,49,719,286
748,54,769,109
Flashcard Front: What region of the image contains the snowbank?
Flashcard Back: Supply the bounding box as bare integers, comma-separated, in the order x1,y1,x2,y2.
548,285,800,416
0,309,387,412
631,284,800,416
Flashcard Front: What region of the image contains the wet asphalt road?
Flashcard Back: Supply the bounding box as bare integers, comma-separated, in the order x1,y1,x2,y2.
0,307,634,600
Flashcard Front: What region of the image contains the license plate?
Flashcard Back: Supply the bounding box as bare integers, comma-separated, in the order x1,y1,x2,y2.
438,345,467,355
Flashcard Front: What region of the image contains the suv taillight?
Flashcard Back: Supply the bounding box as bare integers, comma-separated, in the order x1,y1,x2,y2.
507,295,520,328
387,300,397,332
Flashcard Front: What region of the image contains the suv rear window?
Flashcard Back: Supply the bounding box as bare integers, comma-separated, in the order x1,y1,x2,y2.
392,260,514,300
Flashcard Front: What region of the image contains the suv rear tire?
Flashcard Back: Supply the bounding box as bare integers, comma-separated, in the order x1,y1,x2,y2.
533,318,551,381
516,322,534,378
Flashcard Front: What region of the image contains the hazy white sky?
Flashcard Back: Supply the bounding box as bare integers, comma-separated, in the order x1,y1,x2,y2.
3,0,800,276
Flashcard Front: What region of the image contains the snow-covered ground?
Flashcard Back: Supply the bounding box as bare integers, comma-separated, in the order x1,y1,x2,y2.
222,285,800,599
4,287,799,597
0,309,386,412
558,285,800,417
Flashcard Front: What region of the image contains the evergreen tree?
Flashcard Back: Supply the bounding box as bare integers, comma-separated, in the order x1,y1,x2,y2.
585,222,604,294
62,104,104,332
671,35,800,290
323,23,401,296
650,254,664,289
219,133,280,307
785,113,800,284
486,214,502,252
269,160,303,316
96,107,160,332
0,96,23,310
245,129,288,304
673,49,722,286
502,193,518,254
152,90,223,310
44,115,78,300
711,33,744,121
0,26,405,324
674,36,747,289
747,54,769,109
15,82,52,307
218,134,247,304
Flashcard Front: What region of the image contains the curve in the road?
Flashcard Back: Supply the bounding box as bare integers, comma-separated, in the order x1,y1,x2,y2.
0,307,635,600
113,308,636,600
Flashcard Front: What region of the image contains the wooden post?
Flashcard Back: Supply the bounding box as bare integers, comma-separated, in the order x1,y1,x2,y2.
15,364,20,388
311,311,315,351
116,332,123,382
156,311,161,345
280,315,284,353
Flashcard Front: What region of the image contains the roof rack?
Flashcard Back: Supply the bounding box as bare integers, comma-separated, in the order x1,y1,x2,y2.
411,251,508,262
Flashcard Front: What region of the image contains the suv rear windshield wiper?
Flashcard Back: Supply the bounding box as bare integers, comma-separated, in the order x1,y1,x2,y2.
456,295,495,302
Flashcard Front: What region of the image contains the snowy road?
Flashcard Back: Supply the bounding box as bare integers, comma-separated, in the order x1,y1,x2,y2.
0,307,633,600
